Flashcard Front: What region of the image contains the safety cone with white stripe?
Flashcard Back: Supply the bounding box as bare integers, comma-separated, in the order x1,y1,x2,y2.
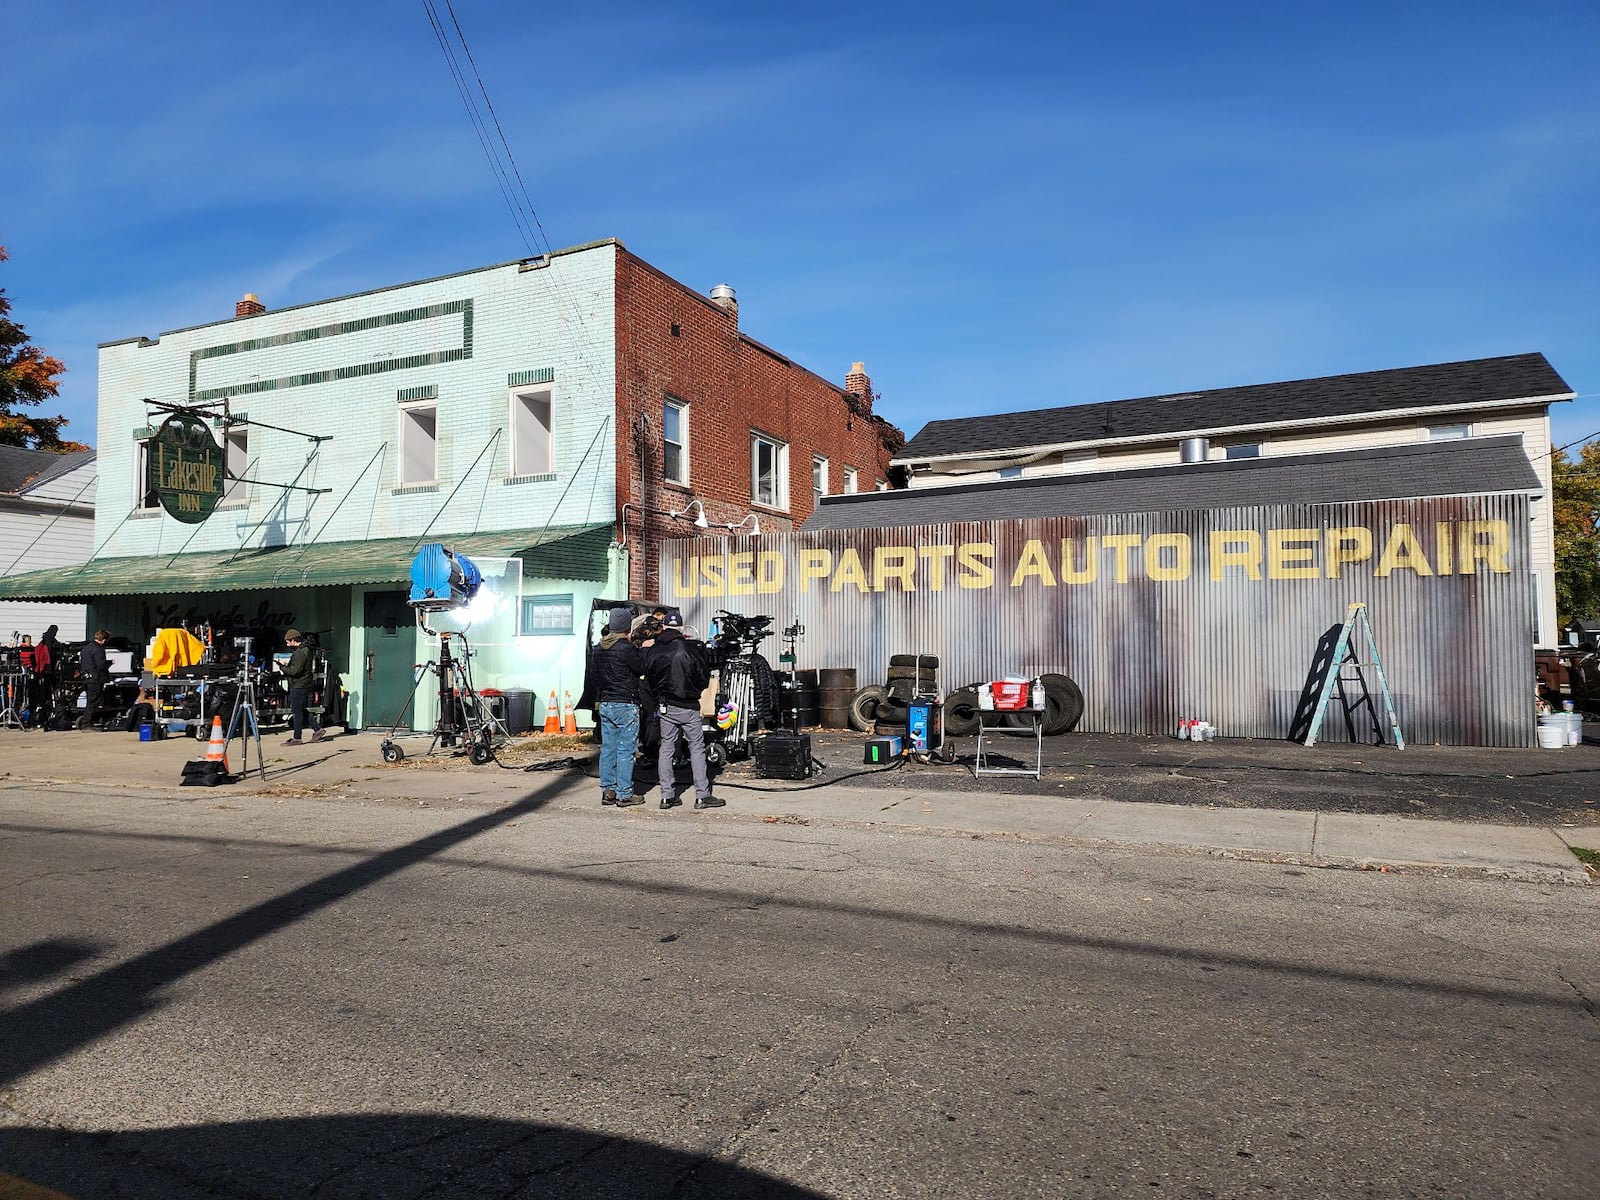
542,690,561,734
562,691,578,735
205,714,229,773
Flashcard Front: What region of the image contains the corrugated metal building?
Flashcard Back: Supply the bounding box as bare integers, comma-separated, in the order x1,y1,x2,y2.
660,437,1542,747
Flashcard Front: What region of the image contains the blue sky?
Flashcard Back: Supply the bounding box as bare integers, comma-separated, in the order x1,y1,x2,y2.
4,0,1597,453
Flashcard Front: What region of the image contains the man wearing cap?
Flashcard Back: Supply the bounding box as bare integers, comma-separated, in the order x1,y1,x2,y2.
644,613,722,809
281,629,325,746
590,607,645,807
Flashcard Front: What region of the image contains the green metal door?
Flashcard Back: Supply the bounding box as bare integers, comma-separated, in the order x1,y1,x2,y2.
363,590,416,730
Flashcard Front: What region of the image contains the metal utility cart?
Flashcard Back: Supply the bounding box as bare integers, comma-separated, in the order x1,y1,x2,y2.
973,678,1045,779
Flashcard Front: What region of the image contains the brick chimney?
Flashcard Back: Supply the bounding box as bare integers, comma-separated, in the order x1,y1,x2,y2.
709,283,738,324
235,293,266,318
844,361,872,409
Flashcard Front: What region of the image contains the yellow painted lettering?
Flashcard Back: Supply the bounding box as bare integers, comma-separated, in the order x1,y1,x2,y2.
957,543,994,590
832,548,869,593
1436,522,1454,576
1325,527,1372,579
799,549,832,592
1010,539,1057,587
756,551,784,594
1060,537,1098,584
699,555,726,597
1209,531,1263,581
919,544,954,591
1375,523,1434,577
727,551,755,596
1102,533,1141,584
1458,520,1510,574
1144,533,1191,582
872,546,917,592
1267,528,1320,580
672,556,698,598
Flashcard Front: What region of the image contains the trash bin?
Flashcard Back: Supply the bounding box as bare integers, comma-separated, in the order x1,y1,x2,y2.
502,688,534,735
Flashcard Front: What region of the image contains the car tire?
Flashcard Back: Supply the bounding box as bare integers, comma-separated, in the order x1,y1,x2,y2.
849,685,890,732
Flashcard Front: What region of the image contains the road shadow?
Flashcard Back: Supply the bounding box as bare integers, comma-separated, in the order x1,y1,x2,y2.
0,938,109,997
0,770,583,1089
0,1113,826,1199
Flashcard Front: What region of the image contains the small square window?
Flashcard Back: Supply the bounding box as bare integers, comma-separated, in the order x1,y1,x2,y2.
997,466,1023,480
843,467,858,494
400,403,438,485
521,594,574,636
664,398,688,484
751,432,789,510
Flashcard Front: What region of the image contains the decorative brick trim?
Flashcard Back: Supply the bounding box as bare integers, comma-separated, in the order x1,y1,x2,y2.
132,426,156,440
508,368,555,387
503,472,558,486
390,484,440,495
397,385,438,403
189,299,474,401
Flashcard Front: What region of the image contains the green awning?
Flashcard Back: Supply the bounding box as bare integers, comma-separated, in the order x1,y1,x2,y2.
0,524,614,601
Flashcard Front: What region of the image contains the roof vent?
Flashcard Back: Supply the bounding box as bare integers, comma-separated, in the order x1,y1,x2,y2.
1179,437,1210,463
709,283,738,321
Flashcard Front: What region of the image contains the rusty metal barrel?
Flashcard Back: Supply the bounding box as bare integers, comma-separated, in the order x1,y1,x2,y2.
818,667,858,729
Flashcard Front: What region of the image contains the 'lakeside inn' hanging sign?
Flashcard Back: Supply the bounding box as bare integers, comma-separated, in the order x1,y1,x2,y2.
146,413,225,524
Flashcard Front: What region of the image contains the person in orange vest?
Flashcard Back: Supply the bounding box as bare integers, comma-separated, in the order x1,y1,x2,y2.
585,608,644,808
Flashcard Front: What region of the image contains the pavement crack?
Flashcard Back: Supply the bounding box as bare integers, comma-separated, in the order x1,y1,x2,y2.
1558,971,1597,1021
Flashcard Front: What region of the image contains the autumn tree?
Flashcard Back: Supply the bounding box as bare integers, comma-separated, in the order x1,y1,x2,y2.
1552,440,1600,624
0,246,85,451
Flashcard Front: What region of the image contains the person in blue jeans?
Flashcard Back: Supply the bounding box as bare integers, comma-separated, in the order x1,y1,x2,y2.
589,608,645,807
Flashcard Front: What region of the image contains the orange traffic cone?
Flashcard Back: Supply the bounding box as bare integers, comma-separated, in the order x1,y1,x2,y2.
562,691,578,735
542,690,561,734
205,714,229,773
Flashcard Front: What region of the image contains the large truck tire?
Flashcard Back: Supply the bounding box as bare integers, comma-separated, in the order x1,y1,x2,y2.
849,685,890,732
1040,673,1085,734
943,688,981,737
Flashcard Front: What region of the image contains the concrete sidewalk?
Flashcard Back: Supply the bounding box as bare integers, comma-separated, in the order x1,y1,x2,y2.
0,727,1593,886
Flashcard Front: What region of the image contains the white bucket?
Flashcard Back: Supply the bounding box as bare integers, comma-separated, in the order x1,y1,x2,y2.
1566,713,1583,746
1536,722,1565,749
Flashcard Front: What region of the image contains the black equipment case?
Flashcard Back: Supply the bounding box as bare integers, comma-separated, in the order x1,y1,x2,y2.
753,732,813,780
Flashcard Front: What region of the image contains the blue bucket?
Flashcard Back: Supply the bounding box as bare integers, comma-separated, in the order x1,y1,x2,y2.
138,723,153,742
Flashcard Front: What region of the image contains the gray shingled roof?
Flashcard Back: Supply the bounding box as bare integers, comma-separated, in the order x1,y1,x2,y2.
897,353,1572,462
0,446,96,495
806,436,1541,531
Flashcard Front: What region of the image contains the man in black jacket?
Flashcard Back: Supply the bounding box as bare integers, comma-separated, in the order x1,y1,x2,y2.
643,615,721,810
281,629,324,746
77,630,111,729
589,608,645,807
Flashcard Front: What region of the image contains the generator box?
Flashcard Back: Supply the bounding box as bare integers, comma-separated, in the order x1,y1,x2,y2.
754,732,813,780
864,735,902,764
907,695,942,752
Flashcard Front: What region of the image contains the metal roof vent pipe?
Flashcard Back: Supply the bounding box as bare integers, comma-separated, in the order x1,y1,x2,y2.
1179,437,1210,463
709,283,738,323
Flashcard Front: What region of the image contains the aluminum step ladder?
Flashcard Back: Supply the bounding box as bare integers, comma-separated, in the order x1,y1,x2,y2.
1300,602,1405,749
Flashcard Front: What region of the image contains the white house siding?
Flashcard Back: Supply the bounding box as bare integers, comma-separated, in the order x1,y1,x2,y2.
0,458,97,640
93,246,627,729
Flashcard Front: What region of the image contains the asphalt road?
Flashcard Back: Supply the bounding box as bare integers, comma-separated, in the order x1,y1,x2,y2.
2,777,1597,1198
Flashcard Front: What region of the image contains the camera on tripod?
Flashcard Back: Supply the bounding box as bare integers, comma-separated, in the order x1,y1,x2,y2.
712,610,774,656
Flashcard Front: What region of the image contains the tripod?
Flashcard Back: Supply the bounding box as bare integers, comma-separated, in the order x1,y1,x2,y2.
378,631,508,765
224,666,266,779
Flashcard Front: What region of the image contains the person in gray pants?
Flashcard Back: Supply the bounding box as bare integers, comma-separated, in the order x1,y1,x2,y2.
643,615,722,809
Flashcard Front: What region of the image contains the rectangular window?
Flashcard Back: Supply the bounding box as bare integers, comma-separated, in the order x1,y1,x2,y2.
399,403,438,485
812,454,829,501
663,398,688,484
135,437,158,511
874,479,888,492
997,466,1023,480
751,432,789,510
843,467,858,494
521,594,573,636
1224,443,1261,460
1428,423,1471,440
510,389,553,477
219,427,249,507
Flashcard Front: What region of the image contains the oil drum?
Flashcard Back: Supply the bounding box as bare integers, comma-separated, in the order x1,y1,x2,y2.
818,667,857,729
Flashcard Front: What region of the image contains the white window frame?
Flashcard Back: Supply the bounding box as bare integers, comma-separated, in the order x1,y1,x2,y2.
843,467,858,494
509,387,554,478
1223,443,1261,460
751,432,789,511
219,426,249,508
135,436,158,511
1428,422,1472,440
663,397,689,485
812,454,829,501
520,593,574,637
398,402,439,486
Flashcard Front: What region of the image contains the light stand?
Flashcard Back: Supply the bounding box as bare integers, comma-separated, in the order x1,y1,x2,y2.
224,657,266,779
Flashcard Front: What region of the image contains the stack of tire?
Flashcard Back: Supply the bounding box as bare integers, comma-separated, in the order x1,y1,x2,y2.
848,655,940,735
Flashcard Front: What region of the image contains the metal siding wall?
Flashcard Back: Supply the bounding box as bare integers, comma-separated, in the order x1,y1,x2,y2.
662,495,1533,747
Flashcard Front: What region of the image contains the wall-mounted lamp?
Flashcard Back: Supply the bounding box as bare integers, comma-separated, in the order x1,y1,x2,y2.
724,513,761,537
670,498,711,529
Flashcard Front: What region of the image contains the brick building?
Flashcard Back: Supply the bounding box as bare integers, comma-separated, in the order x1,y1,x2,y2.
0,239,902,731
